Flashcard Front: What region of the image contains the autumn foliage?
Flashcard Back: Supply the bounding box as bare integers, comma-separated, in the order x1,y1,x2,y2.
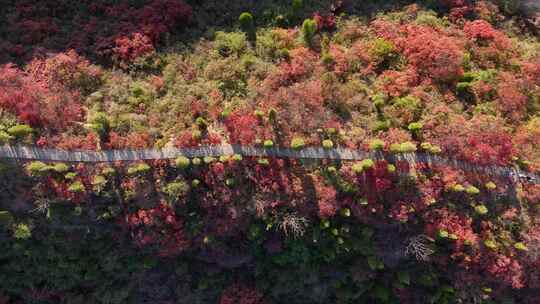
401,26,464,82
1,1,540,303
0,63,84,130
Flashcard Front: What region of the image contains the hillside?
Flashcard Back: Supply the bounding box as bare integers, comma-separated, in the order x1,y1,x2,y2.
0,0,540,303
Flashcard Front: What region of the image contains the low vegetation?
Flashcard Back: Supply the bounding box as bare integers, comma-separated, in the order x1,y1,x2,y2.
0,0,539,303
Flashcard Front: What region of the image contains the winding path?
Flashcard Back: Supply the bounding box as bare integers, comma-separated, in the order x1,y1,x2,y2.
0,144,538,184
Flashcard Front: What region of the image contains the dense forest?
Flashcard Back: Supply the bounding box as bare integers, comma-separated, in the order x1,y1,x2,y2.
0,0,539,303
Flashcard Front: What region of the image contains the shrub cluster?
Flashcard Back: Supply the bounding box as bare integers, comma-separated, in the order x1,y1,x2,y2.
0,1,539,303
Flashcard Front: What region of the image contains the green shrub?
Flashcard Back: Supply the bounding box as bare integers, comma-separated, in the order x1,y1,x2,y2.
220,108,232,119
255,30,286,60
68,181,85,193
429,145,442,154
321,53,334,67
389,143,401,153
131,83,145,98
92,175,107,187
192,130,202,140
360,159,375,170
326,166,337,174
203,156,216,164
369,139,385,151
0,131,13,143
52,163,69,173
466,186,480,195
86,112,110,138
254,109,265,118
195,117,207,128
393,95,421,114
352,162,364,174
438,229,449,239
232,154,243,162
192,157,202,166
102,167,116,176
474,204,488,215
390,142,417,153
88,91,104,102
420,142,442,154
320,219,331,229
290,137,305,150
225,178,236,187
214,31,248,57
127,163,151,176
415,11,446,27
369,38,396,61
258,158,270,166
239,12,254,30
7,124,33,138
514,242,527,251
26,161,50,176
268,108,278,121
372,92,386,109
340,208,351,217
326,128,337,135
13,223,32,239
399,142,417,153
275,49,290,61
474,69,498,83
372,120,390,132
357,198,369,205
247,224,262,240
484,239,498,250
456,82,472,94
322,139,334,149
175,156,191,169
485,181,497,190
420,142,432,150
65,172,77,180
164,181,190,201
301,19,317,48
408,122,423,132
128,82,154,105
460,72,475,83
451,184,465,192
463,51,472,70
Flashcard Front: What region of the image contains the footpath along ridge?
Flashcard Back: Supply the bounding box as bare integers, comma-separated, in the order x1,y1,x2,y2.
0,144,538,184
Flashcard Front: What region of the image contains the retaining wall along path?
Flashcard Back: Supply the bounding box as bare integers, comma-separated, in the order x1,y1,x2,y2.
0,144,538,184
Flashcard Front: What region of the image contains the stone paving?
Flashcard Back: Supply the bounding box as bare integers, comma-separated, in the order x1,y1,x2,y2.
0,144,538,184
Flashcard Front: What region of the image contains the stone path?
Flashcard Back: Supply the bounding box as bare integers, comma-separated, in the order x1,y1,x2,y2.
0,144,538,184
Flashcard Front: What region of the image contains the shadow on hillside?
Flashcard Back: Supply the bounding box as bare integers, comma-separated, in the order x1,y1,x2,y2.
0,156,531,303
1,0,538,67
0,0,431,66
